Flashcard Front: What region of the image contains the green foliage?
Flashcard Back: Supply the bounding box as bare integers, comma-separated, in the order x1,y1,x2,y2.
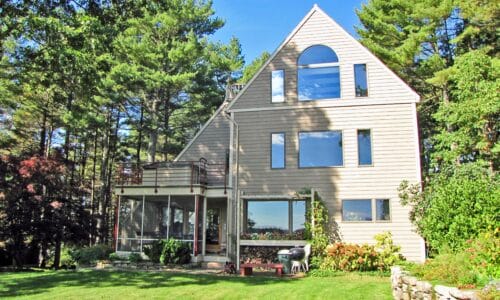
374,232,405,269
404,229,499,288
464,229,500,281
143,240,166,263
301,189,330,259
108,253,121,262
399,163,499,252
69,245,113,266
238,51,271,84
433,51,499,169
159,239,191,265
128,253,142,263
320,232,403,272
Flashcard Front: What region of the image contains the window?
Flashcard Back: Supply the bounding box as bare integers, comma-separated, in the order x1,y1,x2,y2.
271,133,285,169
299,131,343,167
342,200,372,221
376,199,390,221
298,45,340,100
357,129,372,165
354,64,368,97
244,200,307,236
271,70,285,102
342,199,391,222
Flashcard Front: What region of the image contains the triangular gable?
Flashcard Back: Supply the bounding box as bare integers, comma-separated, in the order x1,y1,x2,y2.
226,4,419,111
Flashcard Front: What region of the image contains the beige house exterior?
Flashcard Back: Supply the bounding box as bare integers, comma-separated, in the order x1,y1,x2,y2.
114,5,425,266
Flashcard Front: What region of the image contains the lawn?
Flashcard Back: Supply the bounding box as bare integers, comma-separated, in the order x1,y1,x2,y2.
0,269,392,300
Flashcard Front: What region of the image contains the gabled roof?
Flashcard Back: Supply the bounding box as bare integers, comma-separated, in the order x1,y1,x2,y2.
226,4,420,111
175,4,421,161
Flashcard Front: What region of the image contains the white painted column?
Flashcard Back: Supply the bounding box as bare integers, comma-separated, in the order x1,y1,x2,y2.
115,195,121,252
140,195,145,252
202,196,207,256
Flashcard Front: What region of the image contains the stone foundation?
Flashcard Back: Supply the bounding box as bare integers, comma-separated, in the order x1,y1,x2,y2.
391,266,480,300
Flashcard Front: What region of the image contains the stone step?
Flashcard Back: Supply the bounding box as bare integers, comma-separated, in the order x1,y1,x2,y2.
202,262,225,269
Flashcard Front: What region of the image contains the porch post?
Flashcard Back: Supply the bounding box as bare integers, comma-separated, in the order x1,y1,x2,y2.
311,188,315,237
202,196,207,256
115,195,121,252
194,194,199,256
166,195,171,240
140,195,145,252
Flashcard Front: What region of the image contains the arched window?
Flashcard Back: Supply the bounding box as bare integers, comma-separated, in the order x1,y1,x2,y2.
297,45,340,100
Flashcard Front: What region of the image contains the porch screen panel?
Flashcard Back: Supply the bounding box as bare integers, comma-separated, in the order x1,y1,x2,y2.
168,198,195,252
117,197,143,252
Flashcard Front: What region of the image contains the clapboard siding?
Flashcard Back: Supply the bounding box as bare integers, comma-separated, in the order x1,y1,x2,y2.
230,9,417,110
234,103,423,261
176,110,230,164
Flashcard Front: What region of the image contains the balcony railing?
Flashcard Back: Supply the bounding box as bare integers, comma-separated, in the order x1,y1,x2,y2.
115,158,227,194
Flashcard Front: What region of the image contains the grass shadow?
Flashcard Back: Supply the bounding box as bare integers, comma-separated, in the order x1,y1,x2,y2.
0,269,297,298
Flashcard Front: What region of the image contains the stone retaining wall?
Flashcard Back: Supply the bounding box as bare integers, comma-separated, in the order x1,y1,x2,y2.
391,266,480,300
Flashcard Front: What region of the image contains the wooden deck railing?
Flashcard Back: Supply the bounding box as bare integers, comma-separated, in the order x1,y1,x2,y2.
115,158,227,194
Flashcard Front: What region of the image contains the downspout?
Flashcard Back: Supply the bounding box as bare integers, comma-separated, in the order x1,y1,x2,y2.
224,109,240,269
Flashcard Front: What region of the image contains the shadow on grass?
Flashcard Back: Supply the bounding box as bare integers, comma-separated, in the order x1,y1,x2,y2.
0,269,297,298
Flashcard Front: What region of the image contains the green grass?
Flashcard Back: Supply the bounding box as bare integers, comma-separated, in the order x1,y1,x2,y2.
0,269,392,299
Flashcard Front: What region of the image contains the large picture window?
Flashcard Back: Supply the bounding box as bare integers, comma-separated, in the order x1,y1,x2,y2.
271,133,285,169
299,131,343,167
244,200,307,236
298,45,340,101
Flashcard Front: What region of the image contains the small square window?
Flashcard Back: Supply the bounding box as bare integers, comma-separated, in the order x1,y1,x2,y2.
376,199,390,221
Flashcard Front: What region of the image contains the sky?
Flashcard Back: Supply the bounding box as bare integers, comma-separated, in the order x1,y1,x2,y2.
210,0,367,65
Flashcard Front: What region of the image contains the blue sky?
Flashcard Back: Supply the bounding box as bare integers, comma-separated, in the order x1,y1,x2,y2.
211,0,366,65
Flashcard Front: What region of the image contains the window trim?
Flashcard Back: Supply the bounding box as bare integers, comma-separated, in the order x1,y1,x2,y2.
298,130,345,168
270,69,285,103
270,132,286,169
297,45,342,101
357,128,374,167
243,199,309,234
354,63,369,98
341,198,391,223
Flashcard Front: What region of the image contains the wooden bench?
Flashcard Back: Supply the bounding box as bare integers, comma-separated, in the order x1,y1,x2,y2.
240,263,284,277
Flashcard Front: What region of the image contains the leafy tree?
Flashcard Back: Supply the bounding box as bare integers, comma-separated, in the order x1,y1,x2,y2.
399,163,499,252
239,51,270,84
433,51,499,171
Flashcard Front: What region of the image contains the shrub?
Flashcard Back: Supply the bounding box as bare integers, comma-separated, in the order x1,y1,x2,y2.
399,163,499,252
160,239,191,265
128,253,142,263
69,244,113,265
319,232,404,272
410,252,481,287
143,240,165,263
465,229,500,281
108,253,121,261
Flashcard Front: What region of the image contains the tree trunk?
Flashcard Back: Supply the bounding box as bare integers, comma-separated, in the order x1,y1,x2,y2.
147,99,160,163
39,110,47,156
96,109,112,244
53,238,61,270
136,102,144,165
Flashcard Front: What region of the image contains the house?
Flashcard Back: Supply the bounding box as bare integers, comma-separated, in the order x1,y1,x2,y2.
114,4,425,266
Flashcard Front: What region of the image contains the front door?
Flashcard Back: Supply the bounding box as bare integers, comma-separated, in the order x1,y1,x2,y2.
205,198,227,255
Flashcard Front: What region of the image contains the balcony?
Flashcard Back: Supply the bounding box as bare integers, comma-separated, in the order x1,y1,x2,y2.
115,158,228,194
